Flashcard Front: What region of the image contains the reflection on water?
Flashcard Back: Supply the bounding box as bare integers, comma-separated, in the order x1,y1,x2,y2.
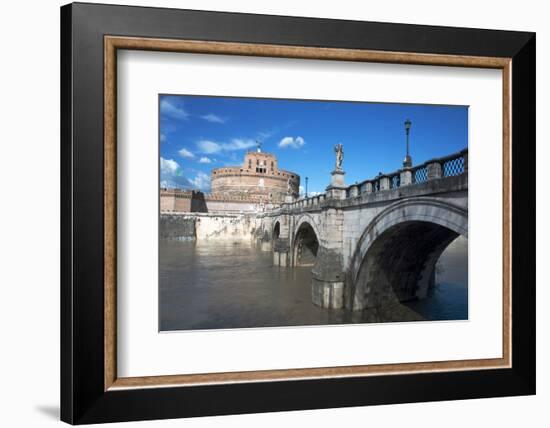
159,236,468,331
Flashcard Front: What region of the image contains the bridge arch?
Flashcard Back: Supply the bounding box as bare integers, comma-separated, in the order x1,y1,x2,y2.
347,198,468,310
272,220,281,240
292,214,321,267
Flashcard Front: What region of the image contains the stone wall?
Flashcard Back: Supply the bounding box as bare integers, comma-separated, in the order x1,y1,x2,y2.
204,199,260,213
160,213,259,241
160,189,279,213
160,215,196,239
160,190,192,212
195,214,258,240
160,189,207,213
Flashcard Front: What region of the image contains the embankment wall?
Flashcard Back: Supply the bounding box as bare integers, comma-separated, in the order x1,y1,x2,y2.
160,213,259,240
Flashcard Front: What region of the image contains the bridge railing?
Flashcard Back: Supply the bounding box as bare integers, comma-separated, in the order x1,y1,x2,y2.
283,148,467,208
287,193,327,210
413,165,428,183
349,148,467,198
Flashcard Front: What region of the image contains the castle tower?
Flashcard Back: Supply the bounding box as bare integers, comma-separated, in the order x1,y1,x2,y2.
210,150,300,203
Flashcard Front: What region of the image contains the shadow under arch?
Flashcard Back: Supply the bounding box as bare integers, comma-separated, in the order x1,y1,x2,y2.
293,221,320,267
347,198,468,310
273,220,281,240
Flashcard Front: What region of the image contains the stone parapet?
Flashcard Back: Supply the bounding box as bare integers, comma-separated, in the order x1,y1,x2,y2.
427,161,443,180
379,176,390,191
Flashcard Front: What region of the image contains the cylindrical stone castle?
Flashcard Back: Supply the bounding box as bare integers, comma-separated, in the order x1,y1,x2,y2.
211,147,300,203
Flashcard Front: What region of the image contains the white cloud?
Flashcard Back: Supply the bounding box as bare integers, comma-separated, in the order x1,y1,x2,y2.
199,156,212,164
160,157,211,191
189,171,211,192
160,158,180,176
160,98,189,120
160,133,166,143
222,138,257,151
278,136,305,149
196,138,257,154
160,157,192,189
196,139,222,154
201,113,227,123
178,148,195,158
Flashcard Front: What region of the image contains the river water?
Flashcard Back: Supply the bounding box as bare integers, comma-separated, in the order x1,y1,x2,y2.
159,236,468,331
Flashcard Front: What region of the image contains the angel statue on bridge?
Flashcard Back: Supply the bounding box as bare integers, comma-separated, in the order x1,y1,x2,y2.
334,143,344,172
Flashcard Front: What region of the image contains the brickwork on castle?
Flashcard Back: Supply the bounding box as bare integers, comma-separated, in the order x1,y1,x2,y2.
160,189,207,212
211,151,300,203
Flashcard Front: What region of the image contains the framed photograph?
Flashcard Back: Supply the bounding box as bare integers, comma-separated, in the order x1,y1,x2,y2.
60,2,535,424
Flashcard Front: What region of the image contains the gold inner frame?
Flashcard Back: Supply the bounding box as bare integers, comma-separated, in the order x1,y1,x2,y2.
104,36,512,391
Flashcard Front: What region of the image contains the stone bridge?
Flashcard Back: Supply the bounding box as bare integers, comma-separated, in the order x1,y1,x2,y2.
256,148,468,311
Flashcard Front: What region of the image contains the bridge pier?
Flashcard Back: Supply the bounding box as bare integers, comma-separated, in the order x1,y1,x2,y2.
258,229,272,251
271,215,292,266
311,207,346,309
273,238,290,266
312,269,346,308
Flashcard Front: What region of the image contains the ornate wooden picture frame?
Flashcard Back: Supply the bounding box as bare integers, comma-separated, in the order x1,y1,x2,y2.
61,2,535,424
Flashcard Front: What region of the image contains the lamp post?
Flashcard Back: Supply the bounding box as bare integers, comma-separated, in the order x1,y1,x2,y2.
305,176,309,198
403,118,412,168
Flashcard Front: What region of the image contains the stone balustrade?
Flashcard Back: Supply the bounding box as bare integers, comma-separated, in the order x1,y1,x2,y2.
277,148,467,211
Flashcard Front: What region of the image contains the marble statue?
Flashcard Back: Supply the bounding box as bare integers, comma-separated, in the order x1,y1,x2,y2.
334,143,344,171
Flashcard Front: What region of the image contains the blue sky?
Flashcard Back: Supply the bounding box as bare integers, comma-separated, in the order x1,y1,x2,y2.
159,94,468,195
